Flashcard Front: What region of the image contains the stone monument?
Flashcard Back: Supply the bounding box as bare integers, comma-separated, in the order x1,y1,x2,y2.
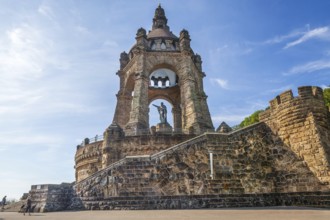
22,5,330,212
153,102,172,133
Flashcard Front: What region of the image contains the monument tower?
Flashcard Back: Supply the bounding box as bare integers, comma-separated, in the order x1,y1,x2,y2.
112,5,214,135
25,5,330,212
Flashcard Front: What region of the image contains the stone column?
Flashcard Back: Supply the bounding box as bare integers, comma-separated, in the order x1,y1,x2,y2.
125,72,149,135
180,75,201,134
113,92,133,129
172,105,182,133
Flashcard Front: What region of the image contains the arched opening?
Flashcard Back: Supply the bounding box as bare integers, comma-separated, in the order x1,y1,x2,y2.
148,67,182,133
149,68,177,89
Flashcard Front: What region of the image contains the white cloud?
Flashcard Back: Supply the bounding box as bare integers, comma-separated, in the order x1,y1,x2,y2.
284,59,330,75
0,24,53,80
261,25,330,49
210,78,229,89
38,3,55,21
263,30,303,45
284,26,330,49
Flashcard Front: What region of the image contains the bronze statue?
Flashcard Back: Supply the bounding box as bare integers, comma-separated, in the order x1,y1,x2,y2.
153,102,167,123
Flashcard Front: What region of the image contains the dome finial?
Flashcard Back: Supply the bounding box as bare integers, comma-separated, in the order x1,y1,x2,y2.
152,4,168,30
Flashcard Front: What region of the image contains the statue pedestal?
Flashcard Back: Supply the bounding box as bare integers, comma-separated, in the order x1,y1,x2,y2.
156,122,172,133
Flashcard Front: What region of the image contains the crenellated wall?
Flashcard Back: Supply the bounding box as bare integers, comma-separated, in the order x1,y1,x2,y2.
259,86,330,183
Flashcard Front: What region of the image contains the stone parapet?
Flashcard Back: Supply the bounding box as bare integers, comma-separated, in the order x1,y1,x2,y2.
259,86,330,184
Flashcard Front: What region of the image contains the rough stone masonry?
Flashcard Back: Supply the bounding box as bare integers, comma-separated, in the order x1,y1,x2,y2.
23,5,330,212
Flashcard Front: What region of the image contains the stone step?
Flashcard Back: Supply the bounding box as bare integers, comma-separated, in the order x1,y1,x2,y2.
122,183,151,187
120,173,151,179
118,191,158,197
82,192,330,210
206,180,243,188
207,181,242,185
209,188,245,194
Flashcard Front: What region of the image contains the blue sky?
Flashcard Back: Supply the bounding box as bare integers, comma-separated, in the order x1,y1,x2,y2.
0,0,329,200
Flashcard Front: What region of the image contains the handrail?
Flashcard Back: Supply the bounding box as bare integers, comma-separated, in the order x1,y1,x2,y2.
79,135,104,146
150,133,207,160
75,123,266,187
74,133,208,187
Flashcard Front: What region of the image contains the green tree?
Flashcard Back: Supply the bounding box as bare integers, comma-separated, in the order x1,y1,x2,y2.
239,110,264,128
324,88,330,107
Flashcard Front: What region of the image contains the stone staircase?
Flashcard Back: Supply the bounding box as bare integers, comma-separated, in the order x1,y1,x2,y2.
206,179,244,194
82,191,330,210
75,132,330,210
115,158,158,197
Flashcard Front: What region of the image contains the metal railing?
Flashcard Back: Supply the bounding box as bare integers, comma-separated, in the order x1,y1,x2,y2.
80,134,104,146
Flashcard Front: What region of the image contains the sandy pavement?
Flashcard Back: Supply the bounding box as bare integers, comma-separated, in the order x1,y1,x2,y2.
1,207,330,220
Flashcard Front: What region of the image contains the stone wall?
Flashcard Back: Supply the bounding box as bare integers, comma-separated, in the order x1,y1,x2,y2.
75,132,194,182
74,122,330,210
72,85,330,210
29,183,74,212
259,86,330,183
75,141,103,182
102,133,195,167
81,191,330,210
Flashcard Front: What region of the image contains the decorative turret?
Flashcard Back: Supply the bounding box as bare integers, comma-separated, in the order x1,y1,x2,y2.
135,27,147,50
152,4,168,30
194,54,202,71
147,5,178,42
180,29,192,54
104,122,124,141
119,51,129,70
216,122,232,133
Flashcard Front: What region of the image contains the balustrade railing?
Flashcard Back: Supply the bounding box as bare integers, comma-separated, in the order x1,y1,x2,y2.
79,134,104,147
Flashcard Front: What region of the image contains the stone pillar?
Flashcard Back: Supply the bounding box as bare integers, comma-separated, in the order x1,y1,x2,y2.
102,122,124,168
125,72,149,135
179,29,192,55
172,105,182,133
199,94,214,132
180,75,201,133
113,93,133,129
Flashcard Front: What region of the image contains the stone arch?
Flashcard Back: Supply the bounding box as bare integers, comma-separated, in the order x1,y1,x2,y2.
146,59,182,131
149,68,177,88
144,55,181,78
114,51,213,135
148,94,175,106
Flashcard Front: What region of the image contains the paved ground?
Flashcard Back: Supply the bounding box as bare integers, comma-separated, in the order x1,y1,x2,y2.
1,207,330,220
